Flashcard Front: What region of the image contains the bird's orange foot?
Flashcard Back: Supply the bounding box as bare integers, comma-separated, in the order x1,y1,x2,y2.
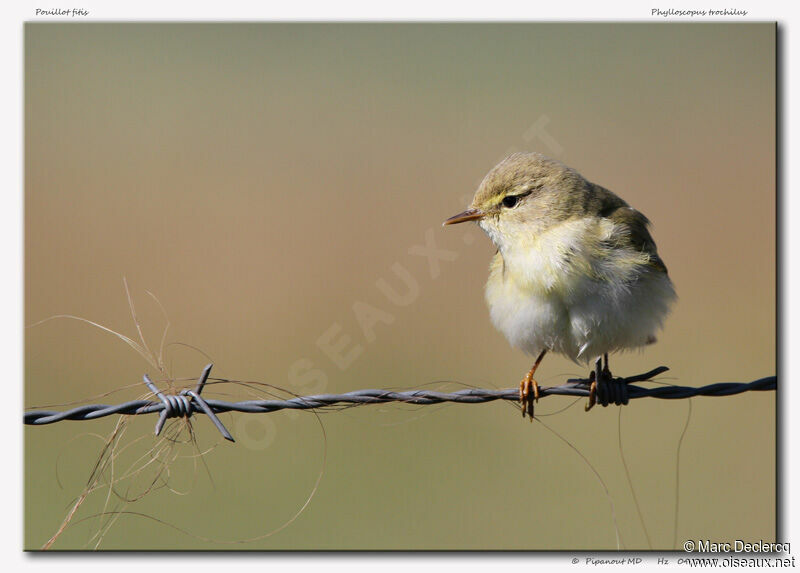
519,371,540,420
585,370,598,411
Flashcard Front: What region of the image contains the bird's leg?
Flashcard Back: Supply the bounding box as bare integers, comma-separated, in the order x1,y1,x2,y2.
585,357,604,411
602,353,611,380
520,349,547,420
585,368,597,411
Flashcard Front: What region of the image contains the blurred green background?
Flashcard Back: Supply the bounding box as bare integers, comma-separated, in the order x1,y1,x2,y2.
25,23,775,550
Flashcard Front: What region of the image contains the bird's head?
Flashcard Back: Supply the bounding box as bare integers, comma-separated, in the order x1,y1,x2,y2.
443,152,591,252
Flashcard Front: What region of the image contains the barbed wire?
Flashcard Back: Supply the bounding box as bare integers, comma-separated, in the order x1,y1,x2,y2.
24,364,776,442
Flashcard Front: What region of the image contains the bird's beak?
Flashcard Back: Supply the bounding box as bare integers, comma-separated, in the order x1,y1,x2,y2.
442,208,484,226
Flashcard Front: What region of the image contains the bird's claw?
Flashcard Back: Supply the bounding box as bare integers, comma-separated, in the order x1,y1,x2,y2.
520,373,539,420
585,371,598,411
585,360,630,411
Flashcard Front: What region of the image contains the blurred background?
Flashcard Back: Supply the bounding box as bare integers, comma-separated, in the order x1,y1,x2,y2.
25,23,775,550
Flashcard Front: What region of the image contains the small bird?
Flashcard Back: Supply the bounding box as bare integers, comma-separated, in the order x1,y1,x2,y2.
443,152,676,417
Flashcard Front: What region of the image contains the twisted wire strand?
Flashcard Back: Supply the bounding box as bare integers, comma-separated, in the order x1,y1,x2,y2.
24,369,776,427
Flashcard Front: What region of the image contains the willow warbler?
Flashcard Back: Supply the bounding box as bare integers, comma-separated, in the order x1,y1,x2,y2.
444,152,676,417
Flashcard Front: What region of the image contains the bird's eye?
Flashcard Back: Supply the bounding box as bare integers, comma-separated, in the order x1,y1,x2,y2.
502,195,520,208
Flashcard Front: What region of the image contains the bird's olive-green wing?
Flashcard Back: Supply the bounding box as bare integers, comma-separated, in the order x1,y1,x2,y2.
587,183,669,274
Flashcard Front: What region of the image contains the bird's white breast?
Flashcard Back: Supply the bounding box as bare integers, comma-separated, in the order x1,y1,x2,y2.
483,218,674,363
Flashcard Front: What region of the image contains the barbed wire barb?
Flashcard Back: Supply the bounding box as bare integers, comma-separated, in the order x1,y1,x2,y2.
141,363,234,442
